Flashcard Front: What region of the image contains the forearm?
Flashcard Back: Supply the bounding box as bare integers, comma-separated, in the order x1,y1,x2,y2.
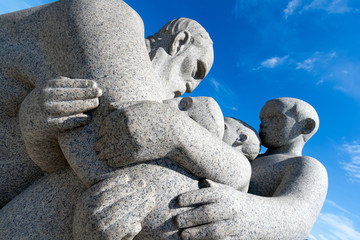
231,193,313,239
171,116,251,191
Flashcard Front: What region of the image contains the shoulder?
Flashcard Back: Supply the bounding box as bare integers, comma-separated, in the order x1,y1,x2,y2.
285,156,328,186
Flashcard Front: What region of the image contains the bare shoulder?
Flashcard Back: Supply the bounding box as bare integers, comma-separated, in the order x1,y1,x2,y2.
287,156,327,176
282,156,328,193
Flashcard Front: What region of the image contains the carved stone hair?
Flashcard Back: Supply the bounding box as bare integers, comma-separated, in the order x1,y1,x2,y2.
269,97,320,142
146,17,212,59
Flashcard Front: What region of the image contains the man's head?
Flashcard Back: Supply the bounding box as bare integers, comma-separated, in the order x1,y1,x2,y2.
259,97,319,150
146,18,214,98
223,117,261,161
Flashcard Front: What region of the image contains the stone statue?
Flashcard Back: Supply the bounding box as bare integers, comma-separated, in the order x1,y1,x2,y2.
0,95,254,239
0,0,213,206
0,0,328,238
175,97,328,239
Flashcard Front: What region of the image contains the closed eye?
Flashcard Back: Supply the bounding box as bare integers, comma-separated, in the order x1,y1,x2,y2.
194,60,206,80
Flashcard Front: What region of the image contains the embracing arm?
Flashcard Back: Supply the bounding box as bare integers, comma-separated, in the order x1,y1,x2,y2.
175,157,328,239
95,101,251,191
170,117,251,192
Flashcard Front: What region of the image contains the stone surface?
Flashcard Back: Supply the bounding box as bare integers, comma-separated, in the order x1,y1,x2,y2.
0,0,328,239
175,97,328,239
223,117,261,161
0,0,213,205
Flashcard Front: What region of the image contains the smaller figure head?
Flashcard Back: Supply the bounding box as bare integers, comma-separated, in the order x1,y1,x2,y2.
223,117,261,161
259,97,319,150
147,18,214,98
163,96,224,138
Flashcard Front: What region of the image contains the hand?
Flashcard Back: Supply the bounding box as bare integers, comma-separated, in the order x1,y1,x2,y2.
175,180,245,240
73,174,156,240
19,76,102,172
94,101,182,168
20,76,102,134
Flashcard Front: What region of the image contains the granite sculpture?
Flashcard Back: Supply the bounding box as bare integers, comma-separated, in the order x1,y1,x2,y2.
0,0,328,239
0,0,213,205
175,97,328,239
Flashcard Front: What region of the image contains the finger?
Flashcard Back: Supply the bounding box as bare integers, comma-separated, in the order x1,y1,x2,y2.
102,221,142,240
106,154,140,169
108,101,139,112
44,87,102,101
45,99,99,116
200,179,226,189
180,220,235,240
90,179,148,213
177,188,223,207
97,185,155,228
88,174,130,195
48,114,91,131
175,203,235,228
47,78,98,88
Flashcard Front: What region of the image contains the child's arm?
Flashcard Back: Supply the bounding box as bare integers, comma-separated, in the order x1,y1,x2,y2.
95,101,251,191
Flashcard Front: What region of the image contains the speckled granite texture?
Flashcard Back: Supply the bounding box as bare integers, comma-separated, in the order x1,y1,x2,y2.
0,0,327,239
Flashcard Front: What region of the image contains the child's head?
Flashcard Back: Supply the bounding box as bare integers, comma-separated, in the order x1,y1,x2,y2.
163,97,224,138
259,97,319,149
223,117,261,161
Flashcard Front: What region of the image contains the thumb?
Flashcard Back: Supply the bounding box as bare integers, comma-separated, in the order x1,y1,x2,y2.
200,179,226,189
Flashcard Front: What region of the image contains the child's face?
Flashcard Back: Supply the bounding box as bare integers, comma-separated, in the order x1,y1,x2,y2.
223,118,260,161
259,101,297,148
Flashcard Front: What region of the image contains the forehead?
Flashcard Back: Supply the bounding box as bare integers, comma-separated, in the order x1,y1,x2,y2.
260,100,290,118
193,38,214,61
224,118,248,131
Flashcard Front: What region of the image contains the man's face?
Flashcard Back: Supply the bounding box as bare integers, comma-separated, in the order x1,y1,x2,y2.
259,101,297,148
165,38,214,98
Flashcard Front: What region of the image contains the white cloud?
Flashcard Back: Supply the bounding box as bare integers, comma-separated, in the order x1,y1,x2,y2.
210,78,221,92
326,200,354,216
210,77,236,99
296,51,336,72
340,143,360,182
208,78,240,112
296,56,318,71
260,55,288,69
303,0,352,14
283,0,352,19
308,234,319,240
318,213,360,240
284,0,302,19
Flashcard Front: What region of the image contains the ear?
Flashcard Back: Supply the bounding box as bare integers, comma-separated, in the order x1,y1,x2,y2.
301,118,316,135
169,30,191,56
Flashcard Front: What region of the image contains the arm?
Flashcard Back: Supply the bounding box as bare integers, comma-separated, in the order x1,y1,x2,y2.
95,101,251,191
175,157,328,239
19,77,102,173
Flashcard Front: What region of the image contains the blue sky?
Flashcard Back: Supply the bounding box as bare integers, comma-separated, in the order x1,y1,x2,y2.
1,0,360,239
